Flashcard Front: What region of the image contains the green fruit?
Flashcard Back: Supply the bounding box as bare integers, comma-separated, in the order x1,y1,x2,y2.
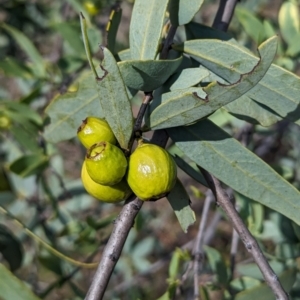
126,141,177,200
83,1,101,16
81,161,131,203
0,115,11,130
77,117,116,149
85,141,128,185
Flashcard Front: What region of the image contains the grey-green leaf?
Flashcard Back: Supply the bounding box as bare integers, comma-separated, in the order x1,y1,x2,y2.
278,1,299,48
0,225,23,272
44,71,102,143
175,37,300,125
167,179,196,233
118,57,183,91
169,0,204,26
168,120,300,226
96,47,134,149
225,96,281,127
9,154,49,177
235,269,296,300
0,263,41,300
106,6,122,54
169,67,209,91
1,23,46,78
146,37,277,130
173,155,207,187
129,0,169,60
203,245,228,285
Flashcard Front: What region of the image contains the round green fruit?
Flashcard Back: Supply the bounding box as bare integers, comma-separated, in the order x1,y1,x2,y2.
0,115,11,130
85,141,127,186
83,1,101,16
77,117,116,149
126,141,177,200
81,161,131,203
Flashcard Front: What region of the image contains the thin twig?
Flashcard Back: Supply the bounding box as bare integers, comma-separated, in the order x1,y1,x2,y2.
212,0,239,31
199,168,289,300
193,190,214,300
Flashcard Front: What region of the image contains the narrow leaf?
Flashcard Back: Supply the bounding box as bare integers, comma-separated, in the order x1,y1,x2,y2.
278,1,299,47
52,21,86,58
0,263,41,300
185,22,233,41
173,155,207,187
235,269,296,300
44,71,103,143
225,96,280,127
96,47,134,149
106,5,122,53
80,13,98,78
168,120,300,226
3,101,43,126
175,37,300,125
169,67,209,91
9,154,49,177
129,0,169,60
146,37,277,130
167,179,196,233
235,7,265,44
169,0,204,26
0,225,23,271
118,57,182,91
203,245,228,285
0,57,33,79
1,24,46,78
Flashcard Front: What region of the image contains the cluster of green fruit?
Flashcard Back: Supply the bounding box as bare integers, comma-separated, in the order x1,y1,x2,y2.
77,117,177,203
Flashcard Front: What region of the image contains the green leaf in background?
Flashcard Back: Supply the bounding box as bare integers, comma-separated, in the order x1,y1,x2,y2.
235,7,265,44
0,263,41,300
230,276,261,292
0,57,33,79
3,101,43,126
106,5,122,54
38,250,63,276
0,225,23,272
168,120,300,226
129,0,169,60
10,125,41,153
203,245,228,285
177,37,300,125
8,154,49,177
167,179,196,233
146,37,277,130
96,47,134,149
169,0,204,26
118,57,182,91
168,248,190,280
1,23,47,78
235,269,296,300
44,71,102,143
278,1,299,50
66,0,91,23
51,21,86,58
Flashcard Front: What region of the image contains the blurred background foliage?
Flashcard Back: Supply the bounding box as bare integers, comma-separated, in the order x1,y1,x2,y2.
0,0,300,299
